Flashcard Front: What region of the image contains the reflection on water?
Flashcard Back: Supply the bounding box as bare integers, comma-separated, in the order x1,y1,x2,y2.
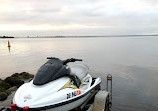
0,37,158,111
8,46,11,52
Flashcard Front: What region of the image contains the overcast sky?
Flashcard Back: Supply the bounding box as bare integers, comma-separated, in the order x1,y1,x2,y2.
0,0,158,37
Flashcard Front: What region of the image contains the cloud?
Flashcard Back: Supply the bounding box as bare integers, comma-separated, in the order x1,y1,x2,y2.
0,0,158,36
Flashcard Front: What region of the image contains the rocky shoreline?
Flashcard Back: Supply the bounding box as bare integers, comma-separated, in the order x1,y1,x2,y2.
0,72,34,106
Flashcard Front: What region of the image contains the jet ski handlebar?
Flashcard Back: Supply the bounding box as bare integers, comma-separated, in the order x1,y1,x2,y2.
62,58,82,65
47,57,82,65
47,57,56,59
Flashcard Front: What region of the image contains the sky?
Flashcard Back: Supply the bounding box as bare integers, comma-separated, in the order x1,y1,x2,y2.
0,0,158,37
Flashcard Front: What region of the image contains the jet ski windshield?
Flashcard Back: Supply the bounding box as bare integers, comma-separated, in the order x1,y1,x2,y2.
33,58,70,85
70,64,89,80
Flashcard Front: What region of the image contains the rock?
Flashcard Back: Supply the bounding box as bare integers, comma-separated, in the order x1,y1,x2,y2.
0,80,11,92
5,86,17,95
0,72,34,102
1,108,11,111
11,72,34,80
4,77,24,88
0,72,33,90
0,92,8,101
19,72,34,79
10,73,19,78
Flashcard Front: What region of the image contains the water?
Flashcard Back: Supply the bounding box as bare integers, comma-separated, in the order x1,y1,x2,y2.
0,36,158,111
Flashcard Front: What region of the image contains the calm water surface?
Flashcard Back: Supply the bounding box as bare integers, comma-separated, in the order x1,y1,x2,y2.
0,37,158,111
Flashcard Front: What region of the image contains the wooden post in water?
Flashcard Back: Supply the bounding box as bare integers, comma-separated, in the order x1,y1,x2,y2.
106,74,112,110
106,74,112,93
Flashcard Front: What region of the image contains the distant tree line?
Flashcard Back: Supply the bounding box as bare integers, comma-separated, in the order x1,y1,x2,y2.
0,36,14,38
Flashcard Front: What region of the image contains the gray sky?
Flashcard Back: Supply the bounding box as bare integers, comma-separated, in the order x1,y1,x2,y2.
0,0,158,37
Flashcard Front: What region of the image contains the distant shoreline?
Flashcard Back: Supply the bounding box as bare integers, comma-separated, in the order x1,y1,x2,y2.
0,35,158,38
0,36,14,38
26,34,158,38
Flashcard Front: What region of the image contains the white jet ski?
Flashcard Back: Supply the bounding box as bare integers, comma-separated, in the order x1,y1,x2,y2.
11,57,101,111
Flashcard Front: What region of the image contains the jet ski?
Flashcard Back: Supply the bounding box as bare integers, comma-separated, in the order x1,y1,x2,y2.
11,57,101,111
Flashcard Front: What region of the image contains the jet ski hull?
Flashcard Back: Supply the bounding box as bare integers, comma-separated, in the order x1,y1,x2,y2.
14,77,101,111
12,59,102,111
35,89,95,111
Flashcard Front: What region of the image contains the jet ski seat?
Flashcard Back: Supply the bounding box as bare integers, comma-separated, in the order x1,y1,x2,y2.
70,64,88,88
